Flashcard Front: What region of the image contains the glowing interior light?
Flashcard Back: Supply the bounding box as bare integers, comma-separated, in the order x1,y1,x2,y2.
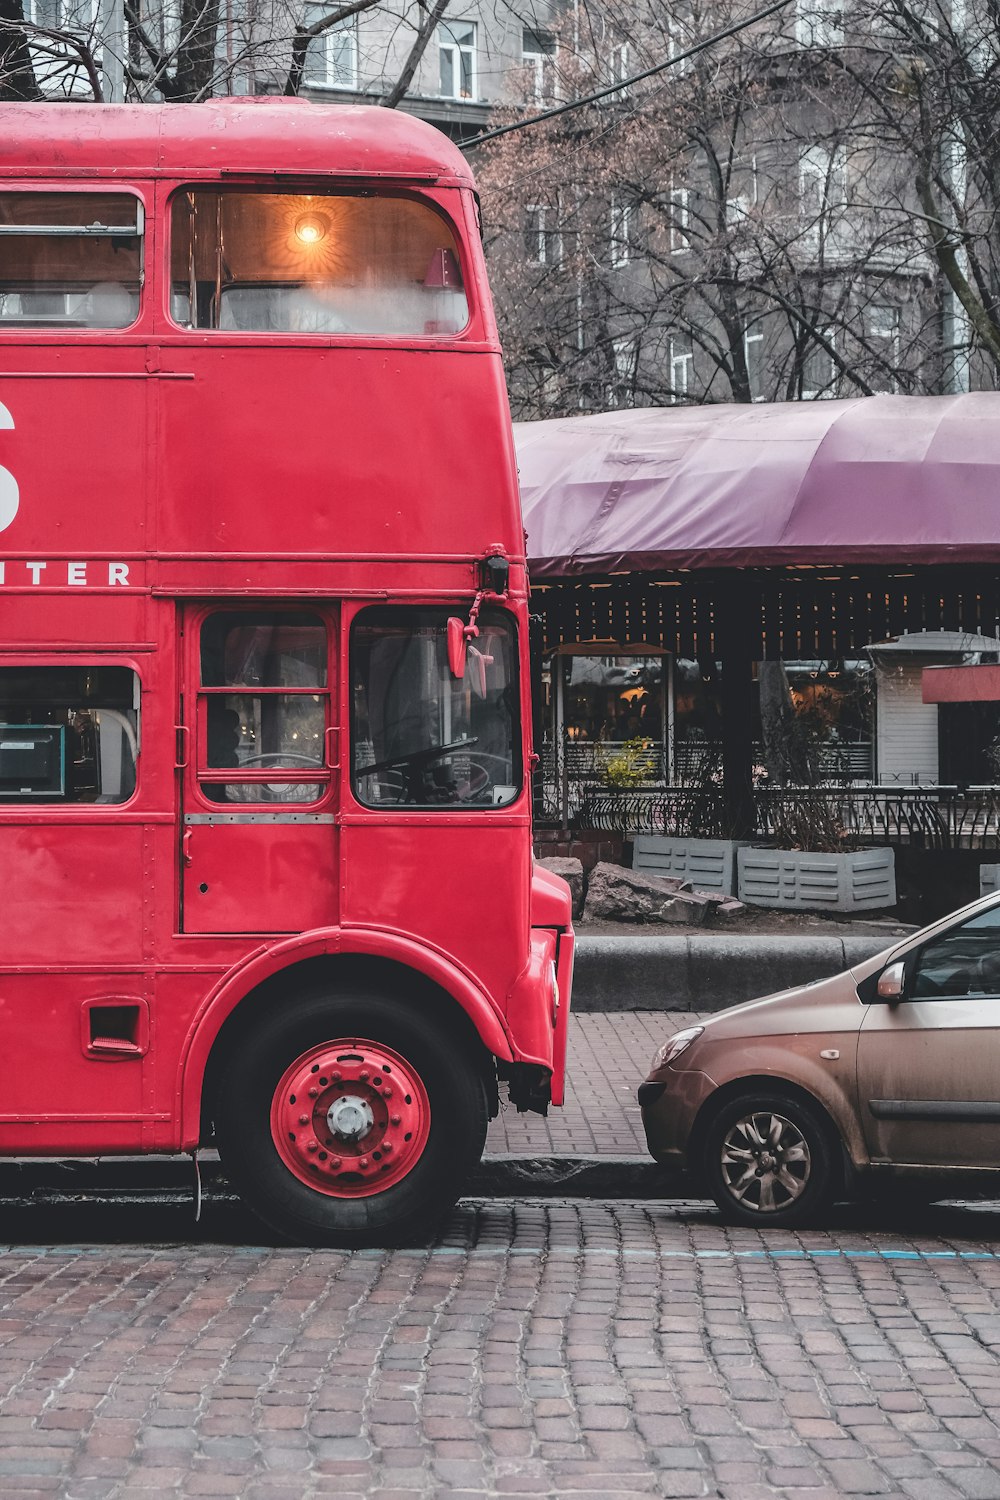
294,212,330,245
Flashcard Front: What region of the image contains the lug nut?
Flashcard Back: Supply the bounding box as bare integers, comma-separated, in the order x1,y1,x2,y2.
331,1070,342,1082
382,1142,393,1154
391,1114,401,1126
307,1141,318,1153
381,1087,393,1099
330,1157,342,1169
359,1070,370,1082
298,1114,309,1126
308,1087,319,1099
359,1156,369,1168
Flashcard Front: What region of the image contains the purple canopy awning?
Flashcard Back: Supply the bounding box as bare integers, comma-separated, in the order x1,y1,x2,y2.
514,394,1000,578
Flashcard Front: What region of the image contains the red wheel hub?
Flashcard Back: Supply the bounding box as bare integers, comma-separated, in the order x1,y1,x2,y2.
270,1038,431,1197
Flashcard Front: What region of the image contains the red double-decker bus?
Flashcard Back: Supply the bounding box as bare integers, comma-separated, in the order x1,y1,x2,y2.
0,99,573,1245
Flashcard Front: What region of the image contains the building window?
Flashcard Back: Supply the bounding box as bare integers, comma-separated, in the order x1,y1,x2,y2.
26,0,97,97
795,0,844,47
867,304,900,392
801,329,837,398
743,324,765,400
524,204,561,264
606,335,637,407
668,183,689,253
439,20,476,100
726,156,758,227
304,5,358,89
666,15,692,73
669,335,693,401
799,144,847,239
522,27,556,103
610,195,633,268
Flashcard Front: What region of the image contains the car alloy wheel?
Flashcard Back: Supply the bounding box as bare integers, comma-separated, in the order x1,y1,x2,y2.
703,1090,836,1228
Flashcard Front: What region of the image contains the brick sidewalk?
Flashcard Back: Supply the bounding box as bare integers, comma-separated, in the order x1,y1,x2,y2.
486,1012,705,1157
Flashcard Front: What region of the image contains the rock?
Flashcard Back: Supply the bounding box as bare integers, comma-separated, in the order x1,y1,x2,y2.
537,856,584,917
713,898,747,920
582,862,710,926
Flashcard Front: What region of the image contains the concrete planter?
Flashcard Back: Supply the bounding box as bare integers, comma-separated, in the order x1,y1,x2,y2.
631,835,749,896
737,845,896,912
980,864,1000,898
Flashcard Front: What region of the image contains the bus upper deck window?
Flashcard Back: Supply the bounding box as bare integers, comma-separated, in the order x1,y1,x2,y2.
170,190,469,337
0,193,142,330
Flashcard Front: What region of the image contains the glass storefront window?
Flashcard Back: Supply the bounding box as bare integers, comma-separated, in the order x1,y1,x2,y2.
351,607,520,808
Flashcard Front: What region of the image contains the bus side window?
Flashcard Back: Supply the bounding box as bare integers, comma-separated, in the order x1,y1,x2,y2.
0,192,143,330
197,609,331,805
0,665,139,804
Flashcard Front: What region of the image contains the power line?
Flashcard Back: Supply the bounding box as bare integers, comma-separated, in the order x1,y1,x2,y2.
465,0,795,148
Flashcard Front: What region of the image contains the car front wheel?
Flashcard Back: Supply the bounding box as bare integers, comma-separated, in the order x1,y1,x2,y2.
702,1091,837,1228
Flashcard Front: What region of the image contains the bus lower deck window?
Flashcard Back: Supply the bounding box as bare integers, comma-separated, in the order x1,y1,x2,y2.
0,666,139,803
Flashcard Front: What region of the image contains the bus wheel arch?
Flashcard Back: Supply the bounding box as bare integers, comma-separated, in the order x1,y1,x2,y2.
193,950,504,1151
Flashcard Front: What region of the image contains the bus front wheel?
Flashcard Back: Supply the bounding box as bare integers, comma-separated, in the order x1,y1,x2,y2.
214,988,490,1246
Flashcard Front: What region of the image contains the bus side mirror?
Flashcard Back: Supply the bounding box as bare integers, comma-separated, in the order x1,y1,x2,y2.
875,960,906,1003
447,617,468,679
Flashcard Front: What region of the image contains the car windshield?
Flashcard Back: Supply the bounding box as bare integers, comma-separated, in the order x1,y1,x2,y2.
351,606,520,808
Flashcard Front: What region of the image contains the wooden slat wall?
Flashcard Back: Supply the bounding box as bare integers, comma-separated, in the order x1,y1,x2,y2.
532,568,1000,660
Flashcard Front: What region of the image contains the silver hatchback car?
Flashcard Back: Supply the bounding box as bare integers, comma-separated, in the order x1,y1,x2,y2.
639,889,1000,1227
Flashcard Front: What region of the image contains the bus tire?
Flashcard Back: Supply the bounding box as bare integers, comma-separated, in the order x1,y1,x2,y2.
214,986,490,1247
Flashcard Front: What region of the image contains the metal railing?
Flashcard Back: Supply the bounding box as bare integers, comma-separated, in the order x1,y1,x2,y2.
567,784,1000,849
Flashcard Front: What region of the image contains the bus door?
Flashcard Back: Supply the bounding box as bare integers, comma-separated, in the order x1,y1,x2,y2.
180,605,339,935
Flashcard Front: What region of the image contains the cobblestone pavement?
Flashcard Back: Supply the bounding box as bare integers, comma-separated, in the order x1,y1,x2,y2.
487,1012,703,1157
5,1197,1000,1499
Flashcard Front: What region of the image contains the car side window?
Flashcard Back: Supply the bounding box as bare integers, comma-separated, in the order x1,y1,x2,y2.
911,907,1000,999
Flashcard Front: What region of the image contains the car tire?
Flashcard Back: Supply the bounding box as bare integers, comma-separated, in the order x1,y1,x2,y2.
702,1090,837,1229
214,985,489,1247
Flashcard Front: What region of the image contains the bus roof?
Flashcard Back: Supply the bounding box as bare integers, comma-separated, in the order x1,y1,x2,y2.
0,99,476,186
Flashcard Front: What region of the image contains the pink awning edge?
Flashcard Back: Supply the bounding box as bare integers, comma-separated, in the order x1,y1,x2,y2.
514,394,1000,578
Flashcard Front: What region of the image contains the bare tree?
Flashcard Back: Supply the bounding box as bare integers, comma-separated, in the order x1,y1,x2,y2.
0,0,458,105
475,0,963,415
0,0,43,99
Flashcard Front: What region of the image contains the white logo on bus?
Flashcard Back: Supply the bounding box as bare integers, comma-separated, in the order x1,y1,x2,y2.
0,402,18,533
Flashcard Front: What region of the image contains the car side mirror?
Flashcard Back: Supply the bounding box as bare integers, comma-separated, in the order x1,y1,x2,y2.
875,960,906,1004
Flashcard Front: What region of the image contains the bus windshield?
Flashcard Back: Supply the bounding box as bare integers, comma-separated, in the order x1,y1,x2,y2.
170,189,468,336
351,607,520,807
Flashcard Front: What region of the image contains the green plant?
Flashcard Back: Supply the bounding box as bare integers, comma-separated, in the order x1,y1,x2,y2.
598,737,650,789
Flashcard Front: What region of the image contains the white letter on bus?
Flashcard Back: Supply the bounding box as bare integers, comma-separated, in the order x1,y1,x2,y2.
0,402,18,535
67,562,87,586
108,563,129,586
26,561,46,585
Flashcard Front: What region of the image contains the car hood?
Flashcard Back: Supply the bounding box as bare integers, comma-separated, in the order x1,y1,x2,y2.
691,965,872,1041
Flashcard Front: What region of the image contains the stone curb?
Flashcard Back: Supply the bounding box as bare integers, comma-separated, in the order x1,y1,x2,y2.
573,932,898,1011
0,1154,677,1205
